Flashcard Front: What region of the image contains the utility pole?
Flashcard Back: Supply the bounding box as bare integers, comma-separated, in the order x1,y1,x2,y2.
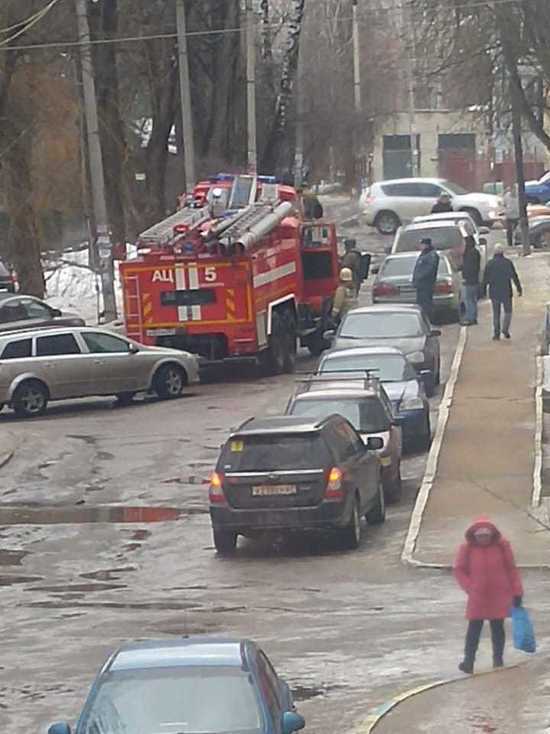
75,0,117,321
399,0,418,176
510,81,530,255
176,0,196,194
351,0,363,192
246,0,257,174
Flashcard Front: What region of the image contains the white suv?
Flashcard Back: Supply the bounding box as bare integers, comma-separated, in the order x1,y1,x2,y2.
360,178,503,234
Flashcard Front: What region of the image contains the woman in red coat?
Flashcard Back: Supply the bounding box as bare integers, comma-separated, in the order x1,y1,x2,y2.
454,517,523,674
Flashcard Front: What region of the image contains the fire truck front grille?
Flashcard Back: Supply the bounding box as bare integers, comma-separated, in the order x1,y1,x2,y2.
157,333,228,361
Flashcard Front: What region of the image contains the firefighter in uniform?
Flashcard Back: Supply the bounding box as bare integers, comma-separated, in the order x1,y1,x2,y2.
331,268,358,324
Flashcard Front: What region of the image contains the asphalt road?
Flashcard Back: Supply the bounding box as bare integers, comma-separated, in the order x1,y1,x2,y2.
0,201,520,733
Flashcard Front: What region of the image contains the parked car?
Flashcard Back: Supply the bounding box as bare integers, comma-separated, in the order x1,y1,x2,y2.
209,414,384,553
359,178,503,234
412,212,491,277
0,326,199,417
514,216,550,248
0,260,16,293
48,637,306,734
0,293,84,332
287,377,402,501
317,346,431,452
390,220,469,270
525,171,550,204
373,251,461,321
326,304,441,396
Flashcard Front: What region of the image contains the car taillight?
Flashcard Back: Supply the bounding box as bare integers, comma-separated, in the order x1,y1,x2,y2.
324,467,344,501
209,472,226,504
373,282,399,297
435,280,453,294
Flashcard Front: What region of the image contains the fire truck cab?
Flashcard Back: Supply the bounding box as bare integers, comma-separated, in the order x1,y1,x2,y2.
120,174,339,373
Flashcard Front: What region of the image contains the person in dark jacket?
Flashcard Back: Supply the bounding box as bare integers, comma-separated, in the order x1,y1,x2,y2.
413,238,439,320
461,235,481,325
482,244,522,340
431,192,453,214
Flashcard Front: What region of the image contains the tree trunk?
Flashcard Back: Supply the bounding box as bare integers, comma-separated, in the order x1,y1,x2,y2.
262,0,306,173
144,43,178,223
91,0,128,246
4,113,45,298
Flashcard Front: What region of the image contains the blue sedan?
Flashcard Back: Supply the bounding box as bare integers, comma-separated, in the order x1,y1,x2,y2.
318,346,431,452
48,637,306,734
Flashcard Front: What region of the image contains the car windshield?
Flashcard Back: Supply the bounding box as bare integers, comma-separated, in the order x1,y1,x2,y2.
396,226,463,252
221,434,331,472
380,257,450,278
290,397,389,433
79,667,262,734
340,312,423,339
443,181,469,195
320,353,416,382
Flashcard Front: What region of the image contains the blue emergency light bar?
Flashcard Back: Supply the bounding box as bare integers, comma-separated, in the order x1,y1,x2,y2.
210,173,280,184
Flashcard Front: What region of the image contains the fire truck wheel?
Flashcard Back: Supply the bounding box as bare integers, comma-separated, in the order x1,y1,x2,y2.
153,363,187,400
282,314,297,373
261,312,287,375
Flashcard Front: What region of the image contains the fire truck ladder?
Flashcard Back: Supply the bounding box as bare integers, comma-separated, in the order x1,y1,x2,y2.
215,201,294,250
138,206,209,247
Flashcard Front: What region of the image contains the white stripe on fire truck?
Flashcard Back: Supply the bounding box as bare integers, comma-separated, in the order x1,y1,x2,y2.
174,264,188,322
188,264,201,321
253,261,297,288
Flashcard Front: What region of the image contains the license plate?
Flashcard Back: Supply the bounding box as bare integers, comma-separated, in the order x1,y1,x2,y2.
252,484,297,496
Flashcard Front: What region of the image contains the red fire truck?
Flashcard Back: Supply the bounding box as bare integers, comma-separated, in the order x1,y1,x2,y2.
120,174,339,373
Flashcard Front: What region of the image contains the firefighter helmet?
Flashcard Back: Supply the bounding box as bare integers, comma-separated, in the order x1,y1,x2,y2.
340,267,353,282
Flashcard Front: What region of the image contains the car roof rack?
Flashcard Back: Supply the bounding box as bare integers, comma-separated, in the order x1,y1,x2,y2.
293,369,381,395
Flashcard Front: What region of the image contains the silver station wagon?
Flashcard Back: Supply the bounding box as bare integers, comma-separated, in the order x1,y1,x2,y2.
0,326,200,417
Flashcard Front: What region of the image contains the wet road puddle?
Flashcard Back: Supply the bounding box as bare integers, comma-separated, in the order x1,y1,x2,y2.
0,505,183,525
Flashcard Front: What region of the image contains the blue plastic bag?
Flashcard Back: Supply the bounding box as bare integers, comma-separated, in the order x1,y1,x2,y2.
511,606,536,653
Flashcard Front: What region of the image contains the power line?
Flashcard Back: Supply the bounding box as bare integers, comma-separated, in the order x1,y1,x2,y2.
0,0,536,53
0,0,64,49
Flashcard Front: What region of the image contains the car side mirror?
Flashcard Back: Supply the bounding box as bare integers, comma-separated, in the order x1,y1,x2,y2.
48,723,71,734
51,308,62,317
430,329,441,337
392,416,404,427
479,237,487,246
282,711,306,734
479,227,490,235
129,344,140,354
322,330,335,342
366,436,384,451
371,265,380,275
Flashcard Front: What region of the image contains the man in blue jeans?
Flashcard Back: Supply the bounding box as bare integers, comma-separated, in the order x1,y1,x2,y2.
482,244,523,340
461,235,481,325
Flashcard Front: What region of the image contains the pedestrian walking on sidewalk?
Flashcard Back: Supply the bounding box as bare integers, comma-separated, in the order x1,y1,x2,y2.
461,235,481,325
503,185,520,248
413,238,439,321
482,244,522,340
455,517,524,674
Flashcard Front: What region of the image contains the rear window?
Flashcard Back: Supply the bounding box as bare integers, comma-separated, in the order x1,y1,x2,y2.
220,433,331,472
290,397,390,432
1,338,32,360
395,226,463,252
340,311,424,339
381,256,450,277
320,352,416,382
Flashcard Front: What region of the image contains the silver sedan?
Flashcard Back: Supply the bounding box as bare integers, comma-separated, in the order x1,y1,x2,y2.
0,326,200,417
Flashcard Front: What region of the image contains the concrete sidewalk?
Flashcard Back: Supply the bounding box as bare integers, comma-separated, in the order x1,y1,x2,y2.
372,656,550,733
413,251,550,567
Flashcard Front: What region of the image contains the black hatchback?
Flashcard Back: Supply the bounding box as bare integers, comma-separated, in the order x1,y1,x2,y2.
209,415,384,555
